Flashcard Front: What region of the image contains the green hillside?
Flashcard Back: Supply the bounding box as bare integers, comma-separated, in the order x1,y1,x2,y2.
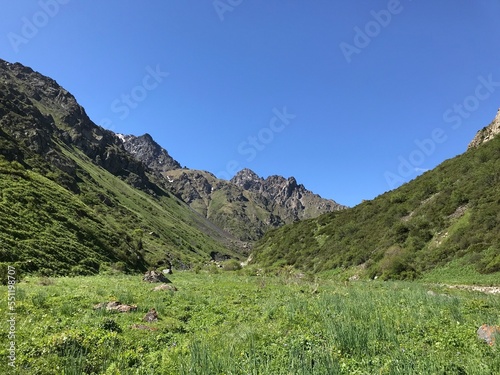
252,132,500,280
0,60,238,277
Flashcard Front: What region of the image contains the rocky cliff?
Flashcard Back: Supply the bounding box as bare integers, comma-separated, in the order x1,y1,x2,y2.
468,109,500,149
119,133,181,173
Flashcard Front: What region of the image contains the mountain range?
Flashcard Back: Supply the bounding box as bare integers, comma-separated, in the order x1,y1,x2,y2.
1,58,500,280
0,58,343,275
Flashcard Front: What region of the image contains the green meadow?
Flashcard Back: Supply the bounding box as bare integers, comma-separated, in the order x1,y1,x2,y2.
1,269,499,374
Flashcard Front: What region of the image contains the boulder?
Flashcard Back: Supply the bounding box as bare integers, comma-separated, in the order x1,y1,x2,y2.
143,270,170,283
152,283,177,292
477,324,500,346
93,301,137,313
143,308,158,322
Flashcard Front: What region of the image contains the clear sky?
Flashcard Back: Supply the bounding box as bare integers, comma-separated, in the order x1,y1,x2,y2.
1,1,500,207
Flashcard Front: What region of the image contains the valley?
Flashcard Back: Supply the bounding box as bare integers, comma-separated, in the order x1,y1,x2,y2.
1,58,500,374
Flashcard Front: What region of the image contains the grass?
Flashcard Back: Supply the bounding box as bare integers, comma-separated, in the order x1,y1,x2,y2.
1,271,499,374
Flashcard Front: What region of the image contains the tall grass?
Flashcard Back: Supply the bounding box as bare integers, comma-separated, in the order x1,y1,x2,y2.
2,273,499,374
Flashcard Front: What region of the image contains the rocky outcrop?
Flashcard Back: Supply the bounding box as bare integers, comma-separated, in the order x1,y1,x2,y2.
119,133,181,172
231,168,346,222
468,109,500,149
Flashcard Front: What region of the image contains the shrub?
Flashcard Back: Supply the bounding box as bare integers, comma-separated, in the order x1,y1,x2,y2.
222,259,242,271
99,319,122,333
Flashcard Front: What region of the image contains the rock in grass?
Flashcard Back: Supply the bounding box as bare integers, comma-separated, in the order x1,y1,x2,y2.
143,308,158,322
131,324,158,331
152,283,177,292
93,301,137,313
143,270,170,283
477,324,500,346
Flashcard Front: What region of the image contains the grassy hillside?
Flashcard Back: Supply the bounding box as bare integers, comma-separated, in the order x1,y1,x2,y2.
252,133,500,280
0,151,238,277
0,60,242,277
2,271,499,374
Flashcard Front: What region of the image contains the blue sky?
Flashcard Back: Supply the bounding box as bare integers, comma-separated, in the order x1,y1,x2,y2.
1,1,500,207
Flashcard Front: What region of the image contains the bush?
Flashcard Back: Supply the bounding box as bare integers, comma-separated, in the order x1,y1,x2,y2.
222,259,242,271
99,319,122,333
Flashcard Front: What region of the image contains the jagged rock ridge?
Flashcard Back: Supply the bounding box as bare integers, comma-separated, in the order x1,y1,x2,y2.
231,168,346,223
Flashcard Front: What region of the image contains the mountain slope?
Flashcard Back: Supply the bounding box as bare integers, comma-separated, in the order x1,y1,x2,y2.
253,111,500,278
0,59,239,275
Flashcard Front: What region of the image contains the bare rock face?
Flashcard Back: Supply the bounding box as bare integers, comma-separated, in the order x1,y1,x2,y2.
119,133,181,172
468,109,500,149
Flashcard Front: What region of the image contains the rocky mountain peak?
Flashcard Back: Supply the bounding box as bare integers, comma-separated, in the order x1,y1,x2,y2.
468,109,500,149
230,168,262,190
119,133,181,172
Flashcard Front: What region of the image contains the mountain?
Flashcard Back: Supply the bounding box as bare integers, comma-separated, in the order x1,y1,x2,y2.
0,58,240,276
120,134,345,242
252,110,500,279
0,58,344,277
